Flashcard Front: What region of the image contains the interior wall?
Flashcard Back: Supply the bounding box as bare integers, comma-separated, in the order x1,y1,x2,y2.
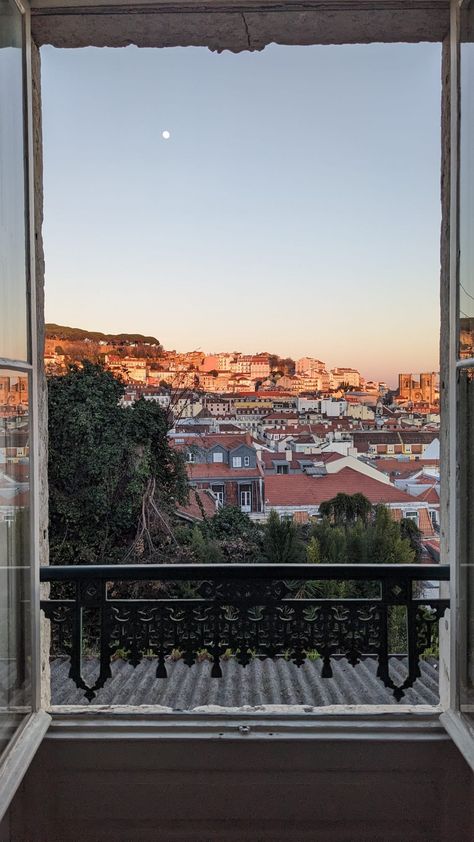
7,731,473,841
30,1,450,51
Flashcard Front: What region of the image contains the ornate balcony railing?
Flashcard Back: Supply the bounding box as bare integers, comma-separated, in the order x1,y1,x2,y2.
40,563,449,703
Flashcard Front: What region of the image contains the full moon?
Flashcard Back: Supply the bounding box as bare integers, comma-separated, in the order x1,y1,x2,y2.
161,130,171,140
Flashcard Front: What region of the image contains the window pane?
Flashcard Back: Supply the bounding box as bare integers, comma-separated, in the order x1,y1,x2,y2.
460,3,474,359
0,0,28,362
0,371,32,755
458,367,474,720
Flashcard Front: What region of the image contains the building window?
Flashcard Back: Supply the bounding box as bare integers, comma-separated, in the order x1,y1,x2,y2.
404,510,418,523
243,455,250,466
240,487,251,511
276,464,289,474
232,457,242,468
387,444,395,454
211,485,225,506
213,452,223,463
186,451,196,463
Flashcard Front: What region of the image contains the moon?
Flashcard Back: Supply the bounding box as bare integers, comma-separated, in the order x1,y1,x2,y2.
161,130,171,140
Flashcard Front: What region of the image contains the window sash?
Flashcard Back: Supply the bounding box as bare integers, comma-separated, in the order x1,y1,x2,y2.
0,0,48,818
443,0,474,770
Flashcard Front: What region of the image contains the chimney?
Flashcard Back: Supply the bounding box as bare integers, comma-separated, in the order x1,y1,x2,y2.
285,448,293,463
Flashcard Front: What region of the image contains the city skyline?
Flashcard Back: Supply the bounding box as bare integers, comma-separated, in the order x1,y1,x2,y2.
44,323,438,390
41,42,441,384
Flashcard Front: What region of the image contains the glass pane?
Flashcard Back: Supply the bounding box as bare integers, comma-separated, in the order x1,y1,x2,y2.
0,0,28,362
0,371,32,756
460,2,474,359
459,368,474,720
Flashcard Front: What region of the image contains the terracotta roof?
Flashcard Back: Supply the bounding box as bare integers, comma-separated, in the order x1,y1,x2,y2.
317,452,346,463
173,434,252,451
259,451,343,470
265,468,418,507
353,431,438,451
418,508,435,537
371,458,439,477
176,488,217,522
417,486,440,504
187,464,262,480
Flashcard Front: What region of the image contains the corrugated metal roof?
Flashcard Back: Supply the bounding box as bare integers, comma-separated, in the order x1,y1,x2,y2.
50,656,440,708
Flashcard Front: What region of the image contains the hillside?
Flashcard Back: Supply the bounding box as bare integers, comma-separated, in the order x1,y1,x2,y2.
45,324,161,346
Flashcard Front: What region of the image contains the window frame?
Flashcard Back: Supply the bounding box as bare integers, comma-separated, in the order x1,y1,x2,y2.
439,0,474,772
0,0,50,820
26,0,469,752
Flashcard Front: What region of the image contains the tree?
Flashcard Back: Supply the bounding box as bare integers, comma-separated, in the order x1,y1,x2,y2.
400,517,423,561
204,505,265,563
306,536,321,564
263,510,305,564
319,492,372,526
366,506,415,565
48,362,188,564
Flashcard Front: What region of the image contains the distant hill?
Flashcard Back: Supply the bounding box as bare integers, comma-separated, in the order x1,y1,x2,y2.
45,324,161,346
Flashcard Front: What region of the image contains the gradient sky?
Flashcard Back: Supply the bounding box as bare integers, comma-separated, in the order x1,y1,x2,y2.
41,43,441,386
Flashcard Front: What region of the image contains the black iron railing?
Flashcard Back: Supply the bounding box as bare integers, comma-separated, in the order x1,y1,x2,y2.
40,563,449,702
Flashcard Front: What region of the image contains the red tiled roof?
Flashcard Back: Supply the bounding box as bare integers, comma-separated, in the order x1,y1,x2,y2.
417,486,440,504
187,464,262,480
176,488,217,522
371,458,439,477
265,468,418,507
172,434,252,451
418,508,435,537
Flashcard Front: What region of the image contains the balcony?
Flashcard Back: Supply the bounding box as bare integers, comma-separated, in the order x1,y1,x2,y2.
41,563,449,707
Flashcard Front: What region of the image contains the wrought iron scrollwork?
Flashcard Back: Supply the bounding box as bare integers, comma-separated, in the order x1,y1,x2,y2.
40,564,449,702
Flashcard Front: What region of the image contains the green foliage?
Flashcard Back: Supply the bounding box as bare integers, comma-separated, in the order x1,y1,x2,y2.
48,362,187,564
190,525,223,564
206,506,256,540
306,536,321,564
319,492,372,526
46,323,161,347
263,510,305,564
198,506,264,563
400,517,423,561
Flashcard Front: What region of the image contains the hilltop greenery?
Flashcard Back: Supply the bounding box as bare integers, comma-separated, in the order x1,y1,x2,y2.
46,323,161,346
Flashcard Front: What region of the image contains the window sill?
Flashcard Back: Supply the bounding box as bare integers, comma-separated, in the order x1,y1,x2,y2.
46,706,448,742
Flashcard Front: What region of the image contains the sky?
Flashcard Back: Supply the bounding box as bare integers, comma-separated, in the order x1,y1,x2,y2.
41,43,441,387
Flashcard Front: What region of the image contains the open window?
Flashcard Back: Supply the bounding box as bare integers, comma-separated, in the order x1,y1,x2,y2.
0,0,50,820
1,0,473,811
440,0,474,772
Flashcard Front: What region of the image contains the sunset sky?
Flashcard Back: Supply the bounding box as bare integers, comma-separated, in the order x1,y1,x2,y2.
41,43,441,387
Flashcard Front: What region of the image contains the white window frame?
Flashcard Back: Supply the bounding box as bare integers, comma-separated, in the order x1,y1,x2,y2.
240,488,251,511
243,455,250,466
213,451,223,463
232,456,242,468
0,0,51,819
20,0,472,764
440,0,474,771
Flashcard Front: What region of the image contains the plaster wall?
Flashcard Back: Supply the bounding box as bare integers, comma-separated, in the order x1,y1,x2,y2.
6,728,473,841
30,0,451,50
